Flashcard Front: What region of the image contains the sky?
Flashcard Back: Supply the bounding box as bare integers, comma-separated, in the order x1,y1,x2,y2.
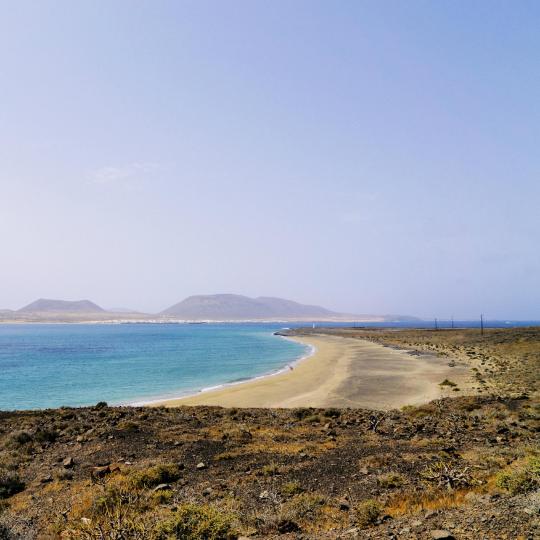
0,1,539,319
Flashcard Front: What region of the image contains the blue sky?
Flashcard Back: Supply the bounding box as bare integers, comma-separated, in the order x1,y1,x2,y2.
0,1,538,318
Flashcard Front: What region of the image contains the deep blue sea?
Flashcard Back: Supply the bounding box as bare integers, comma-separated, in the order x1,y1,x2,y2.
0,320,537,411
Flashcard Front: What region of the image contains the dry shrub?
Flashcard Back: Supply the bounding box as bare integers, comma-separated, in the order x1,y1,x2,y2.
354,499,381,528
130,464,181,489
386,488,470,515
421,460,473,490
280,481,303,497
496,456,540,495
281,493,325,521
0,470,24,499
154,503,237,540
377,472,404,489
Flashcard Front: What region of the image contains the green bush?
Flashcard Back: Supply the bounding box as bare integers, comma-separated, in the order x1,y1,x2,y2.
155,503,237,540
281,481,303,497
496,456,540,494
131,464,181,489
354,499,381,528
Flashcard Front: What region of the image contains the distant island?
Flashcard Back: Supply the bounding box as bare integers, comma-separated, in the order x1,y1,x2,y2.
18,299,105,313
0,294,420,323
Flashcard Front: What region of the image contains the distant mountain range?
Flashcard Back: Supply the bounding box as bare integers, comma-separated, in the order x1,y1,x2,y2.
0,295,420,323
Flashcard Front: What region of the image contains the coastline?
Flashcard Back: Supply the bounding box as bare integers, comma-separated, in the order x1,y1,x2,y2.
128,336,316,407
155,334,472,409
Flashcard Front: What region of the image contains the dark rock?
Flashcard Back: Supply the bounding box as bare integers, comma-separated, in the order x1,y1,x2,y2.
91,465,111,479
277,519,300,533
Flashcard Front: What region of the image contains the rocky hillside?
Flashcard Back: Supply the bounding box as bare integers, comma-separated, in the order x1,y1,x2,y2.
0,328,537,539
0,396,537,539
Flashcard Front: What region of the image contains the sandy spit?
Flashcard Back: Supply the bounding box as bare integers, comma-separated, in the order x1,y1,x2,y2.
156,334,471,410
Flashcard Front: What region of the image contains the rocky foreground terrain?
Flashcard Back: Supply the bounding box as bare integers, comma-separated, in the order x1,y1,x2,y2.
0,328,538,539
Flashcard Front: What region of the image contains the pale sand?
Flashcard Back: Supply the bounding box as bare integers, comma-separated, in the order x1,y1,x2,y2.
156,335,471,410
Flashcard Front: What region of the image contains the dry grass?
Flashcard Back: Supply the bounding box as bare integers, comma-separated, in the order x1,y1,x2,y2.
386,488,472,515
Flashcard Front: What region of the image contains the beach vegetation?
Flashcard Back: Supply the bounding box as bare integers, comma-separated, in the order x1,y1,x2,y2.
151,488,174,505
281,492,325,520
130,464,181,489
439,379,457,387
495,456,540,494
386,488,471,515
5,430,32,447
154,503,237,540
323,408,341,418
34,428,59,444
377,472,405,489
260,462,280,477
117,420,140,433
354,499,382,528
292,407,313,420
280,480,303,497
421,460,473,490
303,414,321,424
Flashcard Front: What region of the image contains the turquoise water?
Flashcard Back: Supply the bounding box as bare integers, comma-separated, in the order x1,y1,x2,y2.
0,323,308,410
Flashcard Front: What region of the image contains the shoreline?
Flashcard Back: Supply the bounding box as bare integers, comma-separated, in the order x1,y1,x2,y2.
154,334,473,409
128,336,316,407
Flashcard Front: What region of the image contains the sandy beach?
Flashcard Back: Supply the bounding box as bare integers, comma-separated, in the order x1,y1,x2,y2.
158,334,471,409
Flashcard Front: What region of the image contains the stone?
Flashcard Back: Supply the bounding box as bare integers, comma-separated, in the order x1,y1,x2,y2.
196,462,206,470
91,465,111,479
259,490,269,499
40,475,53,484
430,530,454,540
62,457,74,468
152,483,172,492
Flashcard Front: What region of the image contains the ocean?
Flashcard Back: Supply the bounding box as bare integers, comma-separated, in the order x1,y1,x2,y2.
0,323,309,411
0,320,537,411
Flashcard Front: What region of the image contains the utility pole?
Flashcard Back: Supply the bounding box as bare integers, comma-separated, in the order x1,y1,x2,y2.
434,317,438,330
480,313,484,336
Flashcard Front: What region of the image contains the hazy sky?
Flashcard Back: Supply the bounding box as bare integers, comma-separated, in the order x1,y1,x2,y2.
1,1,539,319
